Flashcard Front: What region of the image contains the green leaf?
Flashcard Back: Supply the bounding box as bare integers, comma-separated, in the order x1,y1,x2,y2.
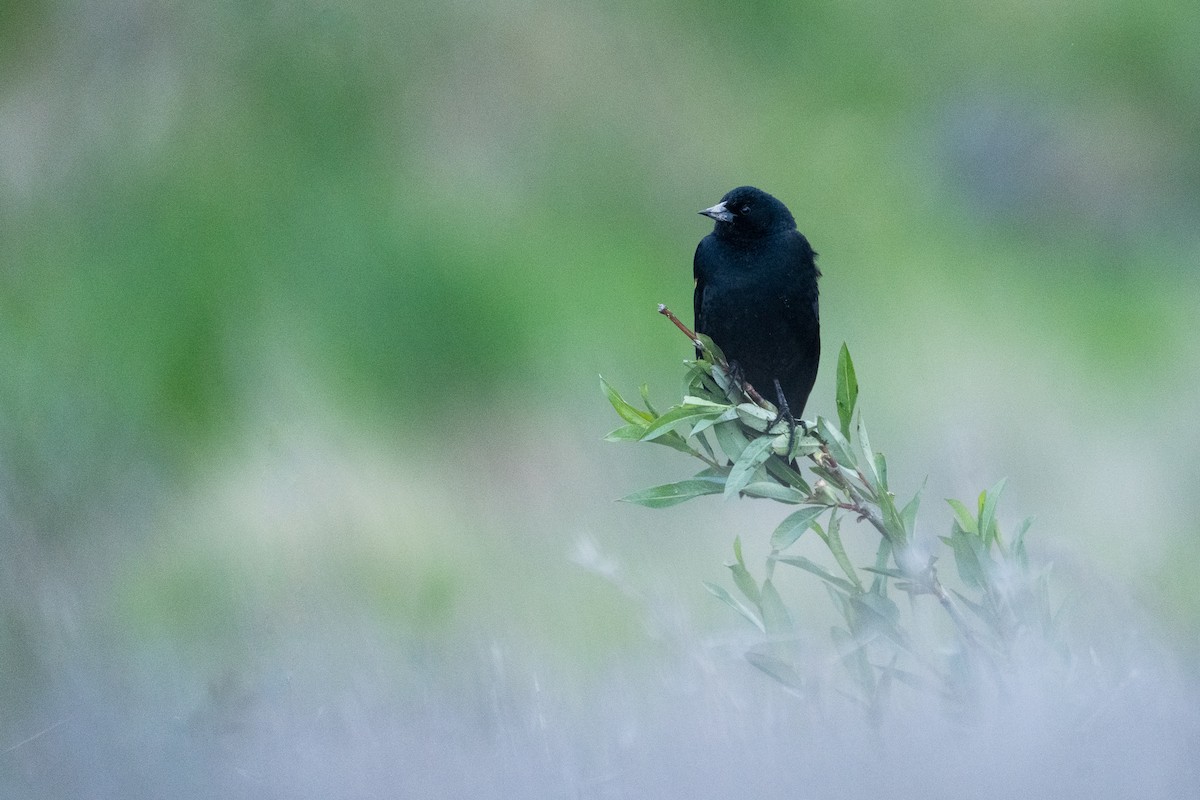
943,526,988,589
899,480,925,536
764,456,812,494
639,403,729,442
857,416,879,488
603,423,646,442
949,588,992,626
978,477,1007,548
861,566,907,580
771,506,826,550
684,363,726,402
638,384,659,416
774,555,860,595
835,344,858,440
1012,516,1034,567
870,537,893,596
946,499,978,535
695,333,726,365
703,582,764,632
780,433,822,460
848,592,910,656
821,512,864,591
816,416,857,469
689,407,738,438
712,419,751,462
728,561,761,607
853,590,901,627
759,579,793,634
601,376,652,425
736,403,786,433
644,430,702,458
681,395,732,408
619,478,724,508
873,451,888,491
694,465,730,479
740,482,807,504
724,434,775,497
745,649,805,693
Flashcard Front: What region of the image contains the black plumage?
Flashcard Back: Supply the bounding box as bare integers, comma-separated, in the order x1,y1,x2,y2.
693,186,821,417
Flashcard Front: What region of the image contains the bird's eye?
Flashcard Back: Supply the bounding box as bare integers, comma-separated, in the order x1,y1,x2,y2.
739,205,752,215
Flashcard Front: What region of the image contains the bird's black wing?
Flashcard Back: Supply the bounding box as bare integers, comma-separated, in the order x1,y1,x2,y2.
779,232,822,414
692,240,707,360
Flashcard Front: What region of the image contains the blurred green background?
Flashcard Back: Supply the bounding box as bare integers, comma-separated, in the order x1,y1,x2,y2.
3,0,1199,794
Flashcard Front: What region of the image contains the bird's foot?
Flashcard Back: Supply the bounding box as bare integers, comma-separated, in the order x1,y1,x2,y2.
771,378,801,456
723,360,747,402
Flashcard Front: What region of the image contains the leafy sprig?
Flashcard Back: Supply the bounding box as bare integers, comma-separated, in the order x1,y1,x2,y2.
603,307,1062,713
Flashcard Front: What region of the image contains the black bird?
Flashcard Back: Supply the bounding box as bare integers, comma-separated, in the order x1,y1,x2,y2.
694,186,821,419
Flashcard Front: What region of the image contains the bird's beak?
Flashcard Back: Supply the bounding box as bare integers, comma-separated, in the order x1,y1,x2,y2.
699,201,734,223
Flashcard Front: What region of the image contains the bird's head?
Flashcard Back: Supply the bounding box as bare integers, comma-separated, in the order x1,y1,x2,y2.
699,186,796,238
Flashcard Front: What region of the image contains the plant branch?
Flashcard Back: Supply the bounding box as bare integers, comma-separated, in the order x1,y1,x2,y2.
659,304,773,410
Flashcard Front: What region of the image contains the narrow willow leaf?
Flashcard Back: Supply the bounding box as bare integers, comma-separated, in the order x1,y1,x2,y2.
870,537,893,596
764,456,812,494
736,403,786,433
822,512,864,591
861,566,907,580
712,419,751,463
695,333,726,365
759,579,793,634
946,499,978,535
600,376,653,424
774,555,860,595
680,362,709,397
816,416,857,468
770,506,826,550
692,426,720,463
690,407,738,438
639,384,659,416
877,489,906,542
899,480,925,536
728,559,761,607
741,482,808,504
835,344,859,441
619,478,723,508
854,590,901,626
710,361,735,397
1012,516,1034,567
857,416,879,488
703,582,764,632
681,396,733,408
850,594,912,655
639,403,729,442
950,588,991,625
724,435,775,497
978,477,1007,547
944,527,987,589
873,451,888,491
694,465,731,479
685,364,727,403
745,649,805,693
787,435,823,463
645,430,702,458
603,423,646,442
